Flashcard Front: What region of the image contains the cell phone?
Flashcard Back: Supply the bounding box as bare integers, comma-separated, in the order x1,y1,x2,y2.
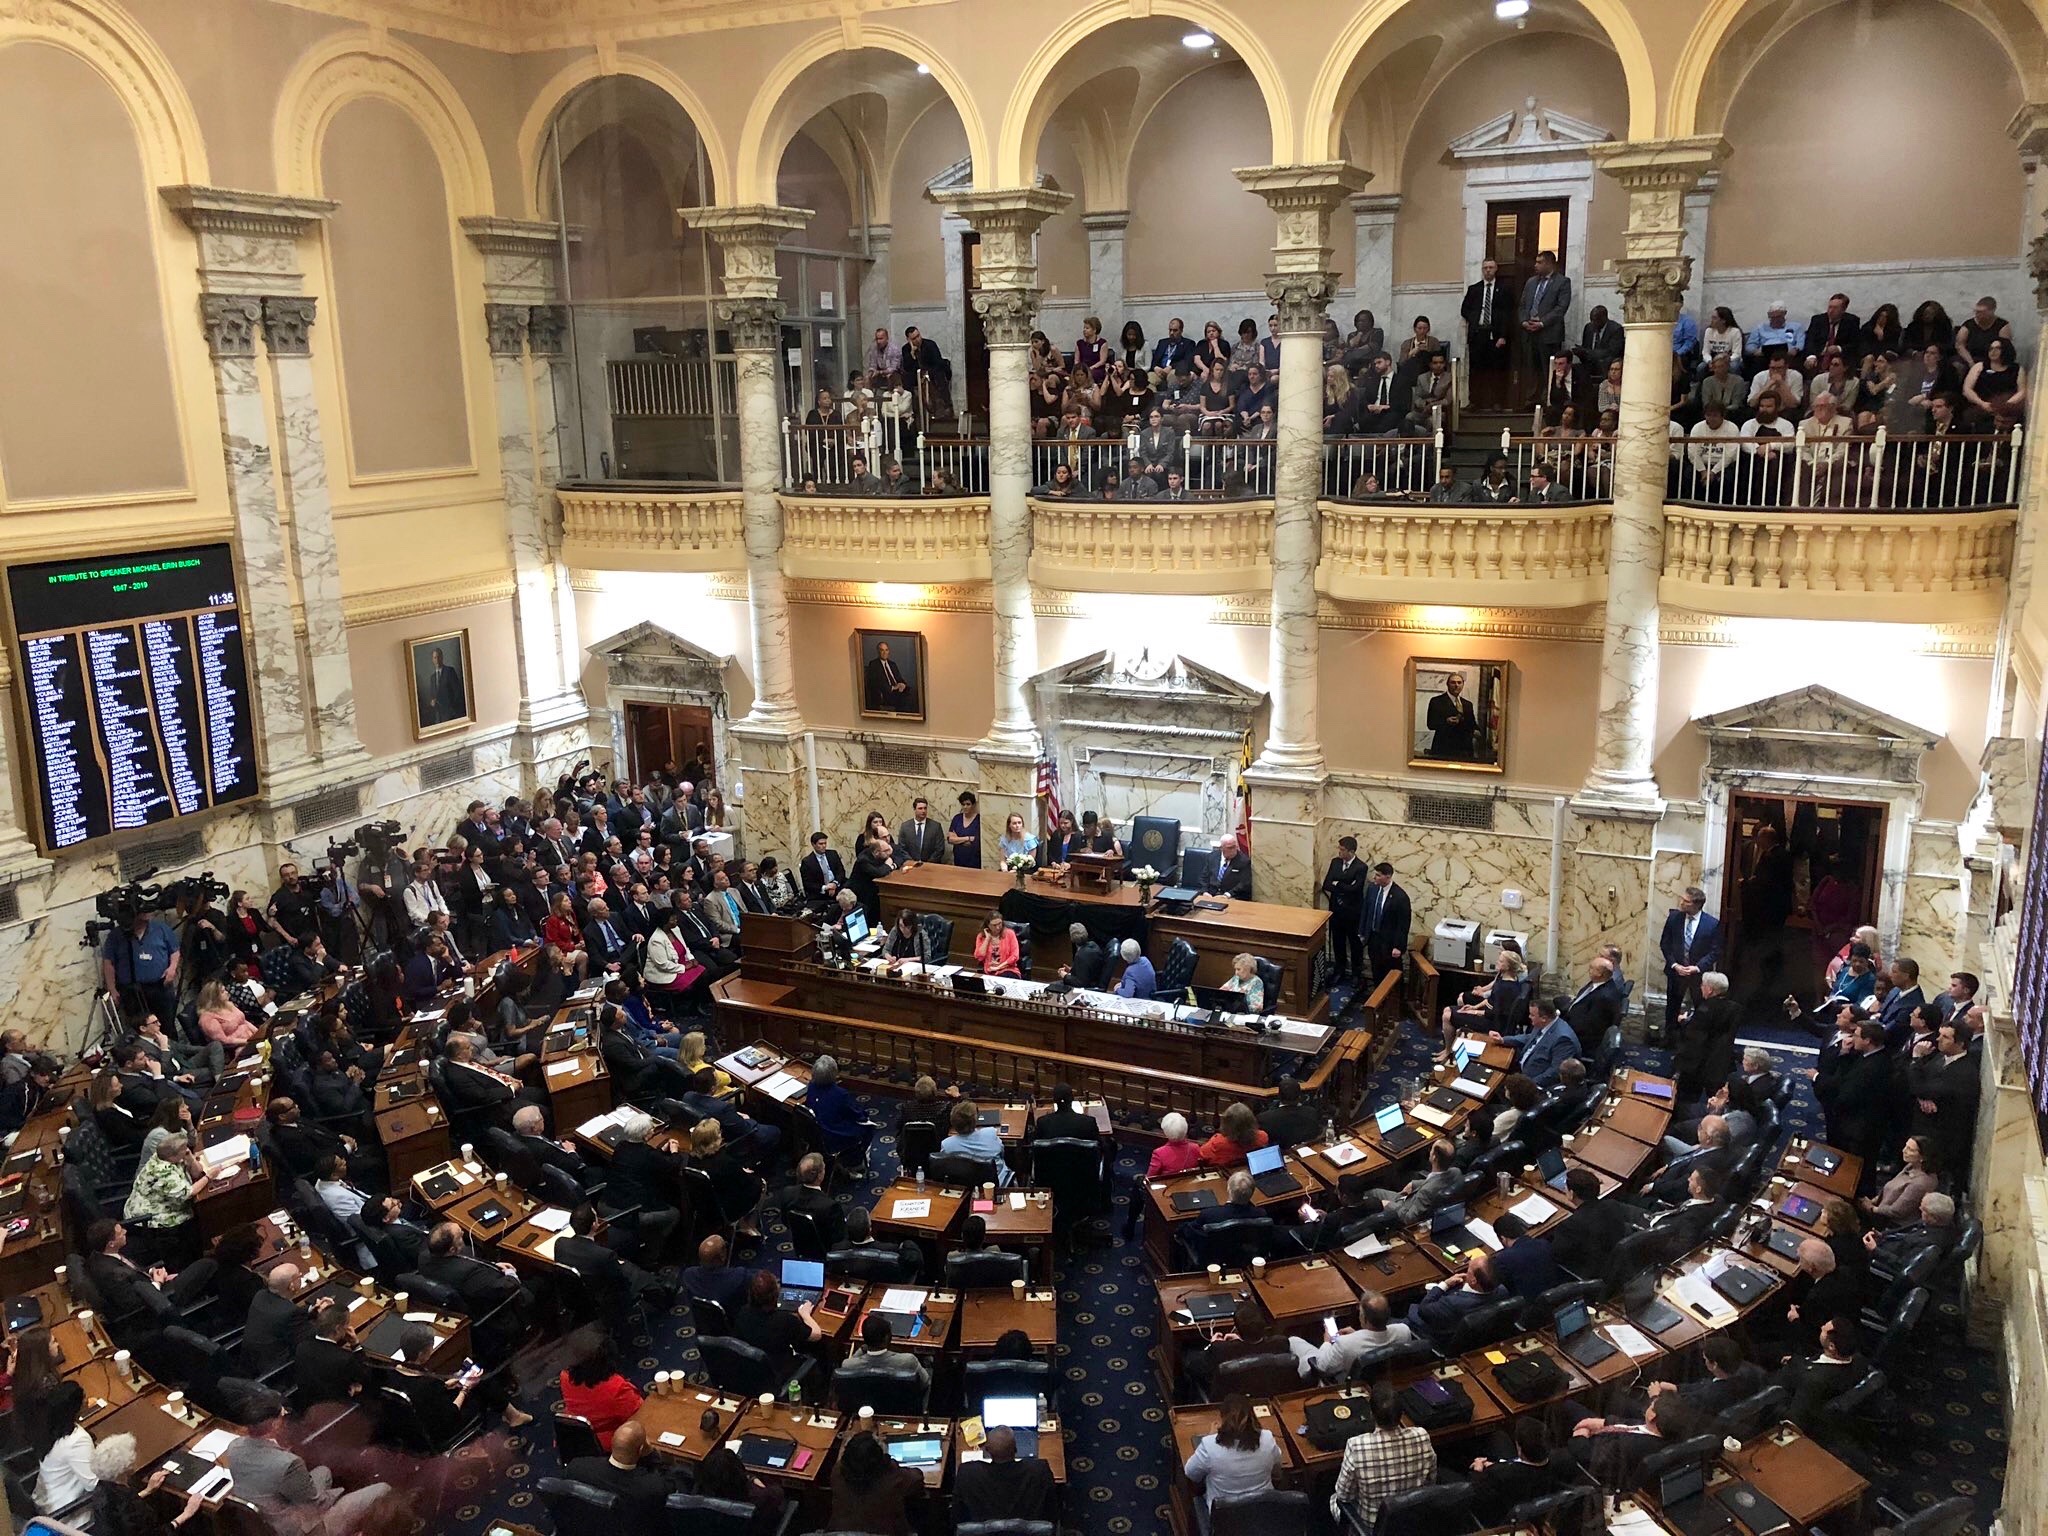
789,1448,813,1471
1322,1314,1339,1337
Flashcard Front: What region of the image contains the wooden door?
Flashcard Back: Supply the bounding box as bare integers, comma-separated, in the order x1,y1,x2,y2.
1720,792,1886,1011
1485,197,1569,406
624,703,672,786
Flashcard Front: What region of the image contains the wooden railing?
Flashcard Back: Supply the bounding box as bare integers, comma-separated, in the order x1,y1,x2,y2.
557,485,745,571
1028,497,1273,594
1660,505,2017,620
1319,500,1611,606
781,495,992,583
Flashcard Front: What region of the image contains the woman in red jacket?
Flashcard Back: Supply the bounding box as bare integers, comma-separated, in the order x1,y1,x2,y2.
557,1336,642,1451
972,911,1021,978
1198,1102,1269,1167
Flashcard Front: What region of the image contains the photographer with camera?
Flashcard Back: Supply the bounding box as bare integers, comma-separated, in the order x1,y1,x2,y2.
100,900,181,1027
266,863,318,947
315,858,364,966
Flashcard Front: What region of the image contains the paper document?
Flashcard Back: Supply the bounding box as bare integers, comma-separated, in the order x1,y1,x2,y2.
1606,1323,1659,1360
1509,1193,1559,1225
203,1134,251,1168
1466,1218,1503,1251
576,1111,626,1138
659,1431,685,1447
1009,1192,1027,1210
544,1059,581,1078
1275,1020,1326,1039
877,1287,930,1313
530,1232,561,1261
1450,1077,1491,1098
190,1428,238,1462
403,1312,440,1324
1409,1102,1456,1128
1607,1505,1667,1535
527,1207,573,1232
890,1199,932,1220
756,1071,805,1101
189,1467,234,1500
1671,1271,1735,1321
1344,1233,1391,1260
1322,1141,1367,1167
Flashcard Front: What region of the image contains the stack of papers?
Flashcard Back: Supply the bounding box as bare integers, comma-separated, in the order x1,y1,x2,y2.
1465,1218,1503,1251
544,1059,582,1078
1450,1074,1492,1098
1344,1232,1391,1259
1671,1269,1736,1321
1409,1102,1457,1128
878,1288,929,1313
756,1071,805,1102
202,1134,251,1169
527,1207,573,1232
190,1428,238,1462
1322,1141,1367,1167
1509,1193,1559,1224
1275,1020,1326,1039
1606,1322,1659,1360
529,1232,562,1261
576,1109,631,1139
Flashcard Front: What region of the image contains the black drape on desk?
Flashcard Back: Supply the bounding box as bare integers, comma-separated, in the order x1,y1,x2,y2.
998,887,1149,949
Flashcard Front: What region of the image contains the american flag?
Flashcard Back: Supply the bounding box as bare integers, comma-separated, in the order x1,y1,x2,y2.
1234,725,1254,849
1036,756,1062,830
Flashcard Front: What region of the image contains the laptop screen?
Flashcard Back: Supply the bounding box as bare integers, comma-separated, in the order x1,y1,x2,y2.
982,1396,1036,1430
1537,1147,1567,1180
1246,1145,1283,1176
1453,1042,1474,1071
1554,1300,1589,1339
844,909,870,943
1429,1202,1467,1233
1660,1461,1705,1505
1374,1104,1406,1133
886,1437,944,1466
782,1259,824,1291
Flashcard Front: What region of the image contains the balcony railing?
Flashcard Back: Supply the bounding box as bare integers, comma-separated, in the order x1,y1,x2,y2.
782,420,915,487
1028,497,1273,594
1320,502,1611,606
1670,426,2023,511
1661,505,2016,619
781,495,991,582
558,484,744,571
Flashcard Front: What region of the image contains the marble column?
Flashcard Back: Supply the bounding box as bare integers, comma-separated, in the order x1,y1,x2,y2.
1680,173,1718,315
858,224,893,345
162,185,357,803
1983,194,2048,738
260,296,367,778
462,218,589,768
932,188,1073,757
0,654,49,881
1237,164,1370,778
1350,193,1400,333
1082,211,1129,330
1579,141,1726,809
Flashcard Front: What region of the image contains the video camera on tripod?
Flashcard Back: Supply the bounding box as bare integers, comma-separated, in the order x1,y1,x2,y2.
320,819,405,874
80,868,230,948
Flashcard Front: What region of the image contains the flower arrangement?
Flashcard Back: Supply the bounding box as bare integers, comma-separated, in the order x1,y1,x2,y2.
1131,864,1160,901
1004,851,1034,885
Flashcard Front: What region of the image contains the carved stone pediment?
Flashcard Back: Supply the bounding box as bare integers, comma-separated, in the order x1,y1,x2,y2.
1037,648,1265,703
588,621,732,696
1695,684,1937,787
1449,97,1611,163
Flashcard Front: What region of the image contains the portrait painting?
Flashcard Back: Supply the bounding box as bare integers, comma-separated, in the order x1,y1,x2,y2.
408,629,474,739
1406,656,1508,773
854,628,927,722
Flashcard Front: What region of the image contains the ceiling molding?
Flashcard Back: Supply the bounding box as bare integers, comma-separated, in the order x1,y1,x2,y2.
343,574,517,627
264,0,962,51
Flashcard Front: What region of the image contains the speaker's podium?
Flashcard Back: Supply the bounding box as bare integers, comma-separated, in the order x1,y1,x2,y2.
1064,849,1123,895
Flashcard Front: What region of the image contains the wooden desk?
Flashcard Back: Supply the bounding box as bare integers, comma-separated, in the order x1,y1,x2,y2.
978,1189,1056,1280
730,1400,842,1487
446,1184,541,1247
499,1211,575,1274
1154,1274,1248,1399
541,1050,612,1131
952,1413,1067,1483
1328,1238,1448,1304
1597,1094,1672,1144
1540,1304,1662,1387
1144,1166,1311,1272
410,1159,487,1212
357,1307,469,1371
1763,1180,1838,1233
373,1071,430,1115
377,1099,452,1189
1724,1425,1869,1526
51,1309,111,1372
857,1288,959,1357
195,1158,273,1242
872,1179,966,1242
1459,1338,1592,1414
67,1353,144,1426
94,1389,212,1471
1780,1140,1861,1200
958,1289,1058,1353
1737,1223,1808,1279
1270,1385,1368,1474
637,1385,745,1467
869,1419,955,1491
1296,1135,1391,1189
1564,1124,1658,1183
1250,1257,1357,1340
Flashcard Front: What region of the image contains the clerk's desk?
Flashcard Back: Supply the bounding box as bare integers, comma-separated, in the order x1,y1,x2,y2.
874,863,1329,1020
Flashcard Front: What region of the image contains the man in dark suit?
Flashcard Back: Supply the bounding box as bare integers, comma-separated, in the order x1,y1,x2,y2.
1320,835,1369,980
1671,972,1740,1103
601,1112,686,1254
1030,1081,1102,1144
1878,958,1925,1051
81,1220,217,1341
1460,257,1514,409
1425,670,1479,760
564,1421,677,1536
897,325,949,422
295,1303,374,1407
679,1067,781,1165
418,1220,535,1317
1646,1168,1725,1254
112,1043,181,1119
1643,1119,1733,1208
455,801,499,854
1814,1018,1892,1161
781,1152,848,1250
954,1426,1057,1525
1659,887,1722,1044
1801,293,1862,371
422,646,465,727
581,898,632,975
1865,1191,1958,1272
895,798,947,865
510,1103,596,1189
1561,957,1625,1050
681,1234,753,1315
1575,305,1624,393
1468,1419,1564,1523
1490,1213,1558,1298
439,1036,545,1124
863,639,918,714
554,1204,674,1318
1059,924,1110,991
1206,834,1254,901
1656,1334,1767,1419
1360,862,1411,992
1404,1251,1505,1348
1771,1315,1869,1430
1568,1393,1704,1489
1547,1169,1643,1279
1516,249,1571,402
240,1265,317,1377
1256,1077,1322,1149
800,831,847,903
599,1010,692,1105
1905,1019,1980,1180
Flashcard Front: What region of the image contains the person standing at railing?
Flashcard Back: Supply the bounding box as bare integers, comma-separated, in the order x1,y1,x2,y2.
1516,249,1571,407
1686,400,1741,504
898,324,949,425
1136,408,1180,484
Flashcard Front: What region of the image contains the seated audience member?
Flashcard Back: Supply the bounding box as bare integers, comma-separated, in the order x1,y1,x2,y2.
1469,1418,1566,1522
782,1152,849,1250
1866,1190,1959,1271
1113,938,1157,998
556,1204,675,1315
1288,1289,1414,1381
690,1447,787,1533
1490,1212,1558,1298
1642,1116,1734,1207
88,1431,209,1534
1649,1334,1766,1419
828,1430,924,1536
387,1319,530,1433
1548,1168,1643,1277
689,1117,765,1235
1438,949,1530,1058
1257,1077,1321,1147
562,1420,676,1536
828,1206,923,1280
1404,1251,1503,1347
1183,1297,1290,1399
1331,1383,1437,1530
1198,1101,1269,1168
222,1387,393,1536
941,1099,1014,1185
1149,1112,1206,1178
849,1310,931,1391
1032,1081,1102,1143
973,911,1022,977
682,1233,753,1315
1366,1137,1460,1226
33,1384,95,1513
121,1133,212,1264
806,1055,876,1166
1491,995,1581,1087
735,1269,822,1377
954,1424,1057,1526
1771,1315,1869,1430
1221,952,1265,1012
1567,1392,1704,1489
1183,1393,1283,1534
1756,1238,1857,1358
558,1334,644,1451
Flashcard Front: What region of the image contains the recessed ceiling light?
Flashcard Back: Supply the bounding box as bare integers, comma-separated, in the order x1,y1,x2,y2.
1494,0,1530,17
1181,30,1215,48
915,62,930,74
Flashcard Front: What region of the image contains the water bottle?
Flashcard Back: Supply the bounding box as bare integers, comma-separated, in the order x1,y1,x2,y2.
915,1166,926,1193
784,1374,803,1404
248,1139,262,1177
1322,1116,1337,1145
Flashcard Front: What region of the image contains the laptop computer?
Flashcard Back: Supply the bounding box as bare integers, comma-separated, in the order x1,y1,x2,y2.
1803,1145,1843,1175
1709,1262,1772,1308
1777,1192,1823,1225
1169,1186,1220,1215
885,1436,945,1468
1656,1461,1737,1536
780,1259,825,1308
982,1395,1040,1458
1713,1480,1794,1533
1632,1078,1677,1102
1762,1224,1805,1261
844,908,871,945
952,972,990,996
1373,1102,1429,1158
1246,1143,1302,1198
1553,1299,1618,1368
1429,1201,1482,1257
1178,1291,1235,1323
1621,1272,1685,1336
1536,1146,1570,1191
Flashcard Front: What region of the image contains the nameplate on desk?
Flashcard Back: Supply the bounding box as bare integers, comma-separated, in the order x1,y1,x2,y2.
891,1198,932,1219
544,1059,582,1078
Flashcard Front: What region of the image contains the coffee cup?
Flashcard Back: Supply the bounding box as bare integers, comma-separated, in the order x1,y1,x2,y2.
1011,1279,1026,1300
1206,1263,1221,1283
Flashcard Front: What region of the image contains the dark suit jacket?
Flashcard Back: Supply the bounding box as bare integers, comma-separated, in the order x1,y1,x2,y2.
1320,856,1368,917
1472,1456,1562,1522
864,654,918,713
1648,1143,1732,1207
799,849,848,899
554,1233,633,1308
418,1251,527,1314
441,1060,517,1114
520,1132,593,1186
294,1335,372,1406
1802,311,1862,362
563,1454,674,1536
1032,1107,1102,1143
1361,882,1412,954
896,817,947,864
1067,941,1110,991
1682,1362,1767,1418
1209,853,1254,901
1257,1102,1322,1149
116,1071,180,1119
1549,1197,1642,1279
1492,1237,1559,1298
1672,995,1741,1096
1563,978,1625,1046
239,1290,308,1374
85,1252,173,1326
271,1120,347,1181
605,1140,684,1215
1772,1354,1869,1428
786,1184,848,1249
1461,277,1515,341
1879,987,1925,1051
1814,1045,1893,1156
954,1457,1057,1525
1659,909,1722,975
1518,271,1572,345
583,918,630,969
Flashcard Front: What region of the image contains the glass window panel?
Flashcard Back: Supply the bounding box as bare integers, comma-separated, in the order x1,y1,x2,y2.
1538,210,1562,255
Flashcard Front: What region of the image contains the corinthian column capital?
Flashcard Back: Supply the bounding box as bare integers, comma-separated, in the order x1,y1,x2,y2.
679,205,814,302
928,187,1073,291
720,296,786,354
1613,258,1692,326
1590,138,1730,261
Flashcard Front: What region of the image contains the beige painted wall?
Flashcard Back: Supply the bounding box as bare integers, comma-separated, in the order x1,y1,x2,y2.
347,595,520,758
778,130,857,252
1393,33,1629,291
322,96,473,477
1710,5,2022,268
887,107,968,305
0,43,186,504
1035,130,1090,305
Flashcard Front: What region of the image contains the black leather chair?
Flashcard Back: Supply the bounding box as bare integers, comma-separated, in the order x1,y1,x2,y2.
374,1382,481,1454
1868,1287,1929,1372
1003,922,1034,975
666,1490,800,1536
482,1127,546,1194
1186,1216,1275,1269
1861,1246,1940,1332
896,1121,941,1179
1365,1482,1475,1535
1812,1367,1886,1459
1505,1486,1599,1535
1600,1226,1680,1293
393,1272,463,1312
1346,1337,1435,1381
1252,957,1284,1015
1444,1295,1523,1353
1637,1433,1721,1486
1155,938,1199,998
945,1249,1027,1288
699,1334,809,1400
537,1477,619,1536
783,1208,829,1260
687,1293,733,1337
826,1245,921,1284
1595,1024,1625,1078
829,1362,929,1414
1211,1490,1313,1536
1030,1136,1109,1244
551,1412,604,1465
963,1357,1054,1408
1214,1352,1301,1398
917,914,955,964
1875,1494,1973,1536
928,1153,1000,1190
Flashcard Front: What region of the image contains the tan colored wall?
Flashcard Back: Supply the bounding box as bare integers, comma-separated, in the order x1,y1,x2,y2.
1035,130,1090,304
321,96,473,477
1710,6,2022,268
0,42,186,504
778,130,856,252
1393,33,1629,289
347,596,520,758
887,107,969,305
789,601,995,737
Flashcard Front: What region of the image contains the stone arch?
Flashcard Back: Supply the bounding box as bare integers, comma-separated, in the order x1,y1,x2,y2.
516,52,726,221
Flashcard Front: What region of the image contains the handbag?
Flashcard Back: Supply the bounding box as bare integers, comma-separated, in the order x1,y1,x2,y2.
1396,1376,1474,1430
1493,1352,1569,1403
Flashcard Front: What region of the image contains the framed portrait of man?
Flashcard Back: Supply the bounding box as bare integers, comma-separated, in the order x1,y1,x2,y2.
854,628,926,721
1406,656,1507,773
408,630,474,739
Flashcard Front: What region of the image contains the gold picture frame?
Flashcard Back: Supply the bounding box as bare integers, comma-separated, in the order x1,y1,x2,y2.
853,627,927,722
1406,655,1508,774
408,628,474,739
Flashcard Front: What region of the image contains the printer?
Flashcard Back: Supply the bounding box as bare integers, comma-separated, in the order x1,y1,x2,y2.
1483,928,1530,968
1431,918,1479,969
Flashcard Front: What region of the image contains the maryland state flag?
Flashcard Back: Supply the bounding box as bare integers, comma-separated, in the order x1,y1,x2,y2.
1233,724,1254,849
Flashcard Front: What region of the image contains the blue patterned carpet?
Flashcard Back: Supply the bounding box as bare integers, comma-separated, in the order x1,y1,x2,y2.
416,1002,2007,1535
